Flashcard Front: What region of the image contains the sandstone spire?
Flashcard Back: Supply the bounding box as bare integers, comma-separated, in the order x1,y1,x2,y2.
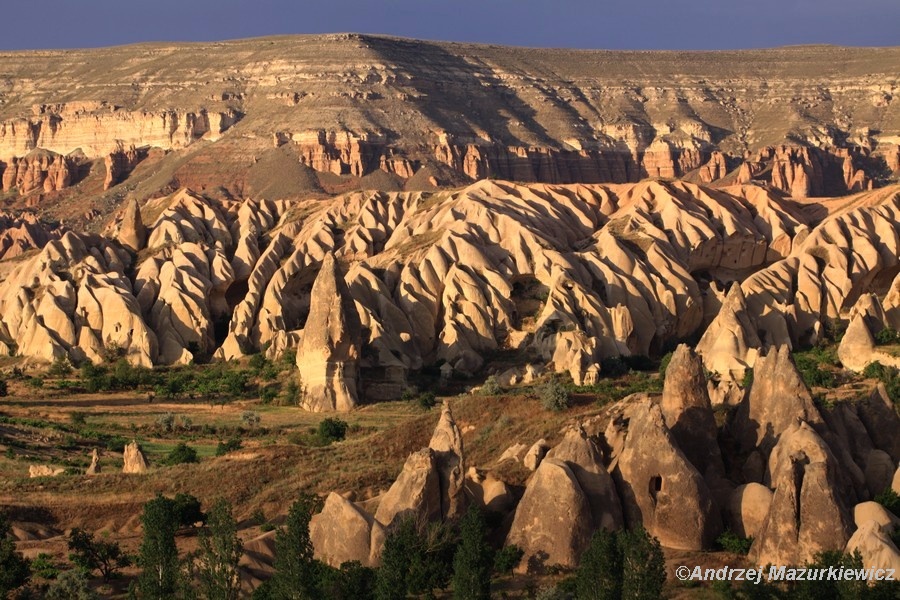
297,253,363,412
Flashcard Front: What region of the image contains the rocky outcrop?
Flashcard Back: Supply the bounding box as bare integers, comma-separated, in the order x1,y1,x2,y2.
750,421,854,566
0,150,77,194
0,231,157,366
86,449,101,475
104,146,146,190
545,425,623,532
0,104,236,160
727,483,773,539
464,468,515,514
428,402,465,520
310,492,384,568
505,458,594,572
696,284,760,395
122,441,149,474
660,344,724,479
29,465,65,478
373,448,442,528
845,520,900,573
732,346,823,457
523,440,549,472
296,253,363,412
0,211,62,260
608,397,721,550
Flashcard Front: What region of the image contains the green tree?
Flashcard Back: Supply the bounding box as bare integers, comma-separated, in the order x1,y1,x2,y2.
319,561,376,600
452,508,492,600
193,498,243,600
376,516,456,600
0,512,30,596
135,495,181,599
575,528,622,600
619,527,666,600
268,493,323,599
162,442,199,466
67,527,131,581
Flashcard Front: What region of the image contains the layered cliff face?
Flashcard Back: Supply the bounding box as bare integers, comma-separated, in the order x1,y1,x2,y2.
0,35,896,211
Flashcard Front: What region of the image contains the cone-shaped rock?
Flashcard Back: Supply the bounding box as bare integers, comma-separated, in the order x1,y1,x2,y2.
310,492,385,568
505,458,593,573
374,448,442,528
428,401,466,520
838,313,878,372
611,398,721,550
545,424,623,532
696,284,760,381
660,344,725,479
118,198,146,253
297,253,363,412
122,440,149,474
750,421,853,566
733,345,823,456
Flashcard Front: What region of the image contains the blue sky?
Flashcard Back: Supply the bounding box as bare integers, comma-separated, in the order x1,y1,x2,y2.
3,0,897,51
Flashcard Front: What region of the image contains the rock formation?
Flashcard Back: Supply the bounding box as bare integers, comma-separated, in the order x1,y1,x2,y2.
608,397,721,551
660,344,724,479
427,401,466,520
28,465,65,478
86,449,101,475
122,441,150,474
750,421,854,566
310,492,384,568
732,346,824,457
505,458,594,572
296,253,363,412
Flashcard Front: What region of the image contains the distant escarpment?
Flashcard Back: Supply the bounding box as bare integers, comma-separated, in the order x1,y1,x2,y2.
0,35,896,214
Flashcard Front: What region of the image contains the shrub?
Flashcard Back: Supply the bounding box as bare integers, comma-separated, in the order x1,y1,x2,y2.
741,368,754,389
248,353,268,371
863,361,889,380
875,327,900,345
173,493,206,527
216,437,243,456
658,352,673,379
317,418,348,444
492,544,523,575
716,529,753,555
480,376,503,396
875,487,900,517
48,356,73,378
156,412,176,433
538,380,570,411
417,391,437,410
0,512,30,596
161,442,199,466
259,384,278,404
793,353,836,388
70,411,87,426
30,552,60,579
601,356,629,377
241,411,261,428
44,569,97,600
